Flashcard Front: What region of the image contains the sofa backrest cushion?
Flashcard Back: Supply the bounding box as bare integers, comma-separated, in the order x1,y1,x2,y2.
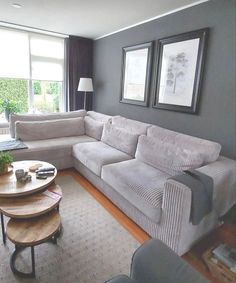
10,110,87,138
87,111,112,123
112,115,150,135
135,135,208,175
147,126,221,165
101,123,139,156
15,117,85,141
84,116,104,140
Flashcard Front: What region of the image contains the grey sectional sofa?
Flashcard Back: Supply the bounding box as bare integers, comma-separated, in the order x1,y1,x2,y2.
7,110,236,255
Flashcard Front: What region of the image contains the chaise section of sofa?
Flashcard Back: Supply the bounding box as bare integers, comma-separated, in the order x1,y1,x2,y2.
12,135,96,169
9,110,97,169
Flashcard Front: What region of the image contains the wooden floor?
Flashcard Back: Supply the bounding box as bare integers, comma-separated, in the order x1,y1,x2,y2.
58,169,236,283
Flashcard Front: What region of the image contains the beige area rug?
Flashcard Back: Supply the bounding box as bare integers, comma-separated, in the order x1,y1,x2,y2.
0,175,140,283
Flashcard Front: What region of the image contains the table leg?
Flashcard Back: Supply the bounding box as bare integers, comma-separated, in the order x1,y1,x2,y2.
31,246,36,277
10,245,36,278
0,212,6,244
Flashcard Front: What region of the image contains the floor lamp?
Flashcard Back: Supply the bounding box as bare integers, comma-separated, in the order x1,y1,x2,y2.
77,78,93,110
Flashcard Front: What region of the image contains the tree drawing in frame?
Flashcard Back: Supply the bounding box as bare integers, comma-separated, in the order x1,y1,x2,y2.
166,52,188,94
153,28,209,113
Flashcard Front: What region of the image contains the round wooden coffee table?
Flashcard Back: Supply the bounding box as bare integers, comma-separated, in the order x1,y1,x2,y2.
0,160,57,198
0,183,62,219
0,160,63,278
6,210,61,277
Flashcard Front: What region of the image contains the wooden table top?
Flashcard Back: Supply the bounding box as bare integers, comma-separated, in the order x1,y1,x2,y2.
6,210,61,246
0,160,57,198
0,183,62,218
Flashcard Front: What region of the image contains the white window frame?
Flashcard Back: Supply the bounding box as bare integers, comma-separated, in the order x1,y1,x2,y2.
0,27,66,113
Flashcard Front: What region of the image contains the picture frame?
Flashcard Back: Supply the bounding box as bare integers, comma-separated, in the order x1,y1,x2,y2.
153,28,209,113
120,42,153,107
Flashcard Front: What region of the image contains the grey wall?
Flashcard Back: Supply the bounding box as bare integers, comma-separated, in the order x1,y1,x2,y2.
93,0,236,160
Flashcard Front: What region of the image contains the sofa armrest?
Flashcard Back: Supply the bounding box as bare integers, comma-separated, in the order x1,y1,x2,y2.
130,239,209,283
196,156,236,216
158,177,192,254
158,156,236,255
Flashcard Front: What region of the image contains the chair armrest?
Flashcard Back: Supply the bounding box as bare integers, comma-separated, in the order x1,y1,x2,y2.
105,275,136,283
130,239,209,283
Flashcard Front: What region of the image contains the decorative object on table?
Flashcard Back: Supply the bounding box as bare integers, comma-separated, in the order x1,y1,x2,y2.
0,99,20,121
0,161,57,198
0,151,13,175
15,169,32,183
36,166,55,179
29,163,43,172
153,28,209,113
77,78,93,110
15,169,25,180
203,245,236,283
120,42,153,107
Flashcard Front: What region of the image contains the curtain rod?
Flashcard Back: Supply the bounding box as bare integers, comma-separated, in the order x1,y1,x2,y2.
0,21,69,38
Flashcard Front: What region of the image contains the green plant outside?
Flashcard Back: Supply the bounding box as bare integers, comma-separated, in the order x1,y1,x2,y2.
0,151,13,173
33,81,41,95
0,79,28,113
0,78,61,114
33,81,61,112
0,99,20,113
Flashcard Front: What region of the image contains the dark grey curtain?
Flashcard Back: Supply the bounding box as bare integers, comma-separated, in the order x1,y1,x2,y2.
66,36,93,111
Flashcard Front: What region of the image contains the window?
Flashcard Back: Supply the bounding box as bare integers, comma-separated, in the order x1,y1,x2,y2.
0,28,65,119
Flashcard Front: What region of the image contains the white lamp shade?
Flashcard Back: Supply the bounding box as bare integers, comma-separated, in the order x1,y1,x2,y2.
77,78,93,92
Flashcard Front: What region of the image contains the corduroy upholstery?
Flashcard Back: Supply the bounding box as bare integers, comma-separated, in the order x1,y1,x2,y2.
102,159,170,223
73,141,132,176
10,109,87,138
4,110,236,256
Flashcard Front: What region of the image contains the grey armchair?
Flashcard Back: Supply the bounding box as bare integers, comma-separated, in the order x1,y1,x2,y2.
106,239,209,283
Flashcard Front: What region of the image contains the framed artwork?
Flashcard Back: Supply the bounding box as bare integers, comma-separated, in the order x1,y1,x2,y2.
120,42,153,107
153,28,209,113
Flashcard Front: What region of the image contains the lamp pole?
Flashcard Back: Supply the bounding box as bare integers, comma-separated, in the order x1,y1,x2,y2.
84,91,87,109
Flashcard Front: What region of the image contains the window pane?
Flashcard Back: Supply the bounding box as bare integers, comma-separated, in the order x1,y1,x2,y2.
33,81,62,113
30,36,64,59
0,78,29,114
32,61,63,81
0,29,29,79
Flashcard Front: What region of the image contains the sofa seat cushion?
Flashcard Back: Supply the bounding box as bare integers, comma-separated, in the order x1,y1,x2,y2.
102,159,170,223
11,135,96,161
72,141,132,176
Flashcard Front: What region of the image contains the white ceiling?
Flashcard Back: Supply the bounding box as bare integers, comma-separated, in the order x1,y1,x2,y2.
0,0,208,39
